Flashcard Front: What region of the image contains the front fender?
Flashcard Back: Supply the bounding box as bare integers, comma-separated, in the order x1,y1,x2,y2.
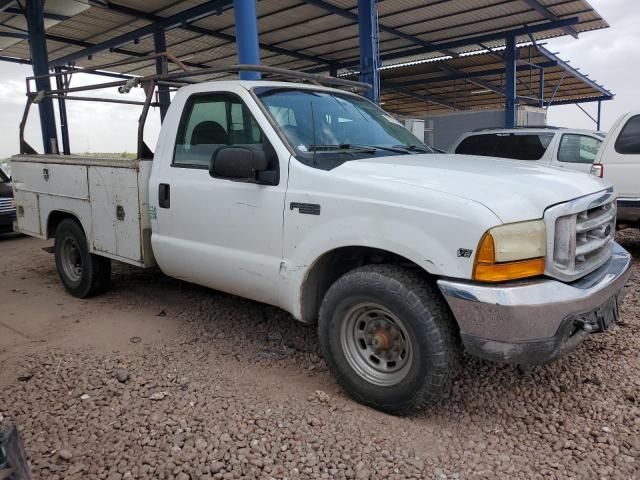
279,193,500,320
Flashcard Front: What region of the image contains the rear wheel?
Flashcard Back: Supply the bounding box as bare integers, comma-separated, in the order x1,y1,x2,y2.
54,218,111,298
318,265,459,415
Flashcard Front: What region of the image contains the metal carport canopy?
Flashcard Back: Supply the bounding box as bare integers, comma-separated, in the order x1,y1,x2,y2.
0,0,607,77
0,0,609,153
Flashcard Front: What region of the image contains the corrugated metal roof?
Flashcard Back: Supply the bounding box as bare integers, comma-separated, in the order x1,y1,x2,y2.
0,0,607,70
0,0,609,110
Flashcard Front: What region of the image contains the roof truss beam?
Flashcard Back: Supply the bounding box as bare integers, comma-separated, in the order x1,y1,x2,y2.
386,60,558,87
519,0,579,38
50,0,235,67
377,17,580,66
382,82,459,110
2,29,214,71
0,31,27,40
548,95,613,106
0,30,153,60
0,53,136,78
305,17,580,73
3,6,70,21
435,63,505,99
100,1,335,66
0,54,30,64
299,0,457,57
537,45,611,96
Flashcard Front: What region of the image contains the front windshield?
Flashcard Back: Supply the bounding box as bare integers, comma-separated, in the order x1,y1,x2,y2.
254,87,433,167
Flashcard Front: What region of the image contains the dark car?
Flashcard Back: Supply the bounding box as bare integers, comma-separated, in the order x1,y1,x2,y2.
0,167,16,233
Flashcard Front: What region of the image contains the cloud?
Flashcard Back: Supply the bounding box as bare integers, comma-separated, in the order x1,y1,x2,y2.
546,0,640,130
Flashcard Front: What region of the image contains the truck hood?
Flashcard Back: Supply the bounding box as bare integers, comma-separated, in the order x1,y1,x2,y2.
337,153,612,224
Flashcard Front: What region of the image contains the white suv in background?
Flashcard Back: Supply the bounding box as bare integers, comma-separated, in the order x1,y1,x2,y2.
450,127,605,173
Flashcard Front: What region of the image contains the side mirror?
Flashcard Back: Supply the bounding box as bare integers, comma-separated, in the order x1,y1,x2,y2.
209,147,268,182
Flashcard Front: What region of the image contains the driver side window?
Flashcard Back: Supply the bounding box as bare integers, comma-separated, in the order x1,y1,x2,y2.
173,93,264,168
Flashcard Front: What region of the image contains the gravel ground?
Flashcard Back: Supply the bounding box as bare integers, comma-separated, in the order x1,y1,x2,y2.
1,232,639,479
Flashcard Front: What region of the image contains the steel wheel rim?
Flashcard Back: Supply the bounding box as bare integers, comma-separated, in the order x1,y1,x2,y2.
340,303,412,387
60,237,83,283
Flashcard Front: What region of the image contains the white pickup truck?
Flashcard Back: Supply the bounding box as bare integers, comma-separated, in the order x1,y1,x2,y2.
591,111,640,228
11,66,631,414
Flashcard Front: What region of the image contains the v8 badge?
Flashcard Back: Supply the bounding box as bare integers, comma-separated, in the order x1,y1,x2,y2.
457,248,473,258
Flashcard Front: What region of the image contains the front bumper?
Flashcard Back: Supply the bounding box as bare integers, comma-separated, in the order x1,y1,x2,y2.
437,243,631,365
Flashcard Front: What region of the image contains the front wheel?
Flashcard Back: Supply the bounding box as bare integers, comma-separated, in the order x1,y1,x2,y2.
318,265,460,415
54,218,111,298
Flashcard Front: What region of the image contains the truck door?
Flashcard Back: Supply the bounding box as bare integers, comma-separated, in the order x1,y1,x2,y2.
604,114,640,197
150,90,288,307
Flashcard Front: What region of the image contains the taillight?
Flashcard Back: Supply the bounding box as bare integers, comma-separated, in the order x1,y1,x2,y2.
591,163,604,178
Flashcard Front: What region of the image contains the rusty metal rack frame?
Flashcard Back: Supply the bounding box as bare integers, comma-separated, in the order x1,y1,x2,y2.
20,53,371,159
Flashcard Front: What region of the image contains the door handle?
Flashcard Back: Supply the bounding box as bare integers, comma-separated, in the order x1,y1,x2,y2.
158,183,170,209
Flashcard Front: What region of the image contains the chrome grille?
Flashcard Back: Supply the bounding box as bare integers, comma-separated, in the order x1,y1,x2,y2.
545,188,616,282
0,198,15,215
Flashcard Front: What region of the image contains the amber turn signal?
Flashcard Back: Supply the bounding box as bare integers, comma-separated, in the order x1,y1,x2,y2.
473,233,545,282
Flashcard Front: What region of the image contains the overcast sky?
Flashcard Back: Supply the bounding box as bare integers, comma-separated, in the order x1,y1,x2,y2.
0,0,638,158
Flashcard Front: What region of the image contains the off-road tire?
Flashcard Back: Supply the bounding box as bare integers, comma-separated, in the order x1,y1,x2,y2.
318,264,460,415
54,218,111,298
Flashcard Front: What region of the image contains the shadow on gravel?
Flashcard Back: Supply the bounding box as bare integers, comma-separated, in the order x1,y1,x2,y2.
103,257,632,424
108,261,324,371
0,232,25,242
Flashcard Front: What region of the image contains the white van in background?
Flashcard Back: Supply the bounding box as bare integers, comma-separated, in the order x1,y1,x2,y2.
592,111,640,227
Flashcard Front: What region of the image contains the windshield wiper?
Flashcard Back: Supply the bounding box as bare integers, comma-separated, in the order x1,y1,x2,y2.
326,144,413,154
391,144,433,153
308,144,377,153
307,144,418,155
365,145,413,154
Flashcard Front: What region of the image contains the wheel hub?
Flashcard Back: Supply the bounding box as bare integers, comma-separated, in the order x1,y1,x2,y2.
60,237,83,283
371,330,391,351
341,303,412,387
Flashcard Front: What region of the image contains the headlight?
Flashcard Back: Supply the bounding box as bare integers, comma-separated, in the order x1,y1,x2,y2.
473,220,546,282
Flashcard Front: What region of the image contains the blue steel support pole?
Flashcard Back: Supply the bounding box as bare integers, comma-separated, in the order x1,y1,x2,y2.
153,28,171,121
54,67,71,155
539,68,545,108
597,100,602,130
25,0,58,153
233,0,261,80
358,0,380,103
504,34,517,127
